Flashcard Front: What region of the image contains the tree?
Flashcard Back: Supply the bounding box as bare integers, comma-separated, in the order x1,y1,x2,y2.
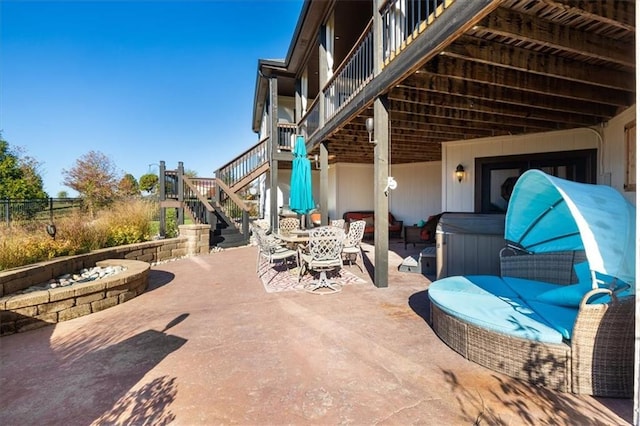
62,151,118,217
139,173,159,195
118,173,139,197
57,190,69,198
0,136,48,200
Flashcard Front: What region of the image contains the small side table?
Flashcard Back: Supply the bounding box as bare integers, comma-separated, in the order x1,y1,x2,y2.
404,225,424,249
419,245,437,276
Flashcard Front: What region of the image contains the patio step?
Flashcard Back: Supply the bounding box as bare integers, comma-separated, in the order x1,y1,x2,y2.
212,227,249,248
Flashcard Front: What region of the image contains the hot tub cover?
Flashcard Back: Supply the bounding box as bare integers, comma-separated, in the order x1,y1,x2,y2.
505,170,635,287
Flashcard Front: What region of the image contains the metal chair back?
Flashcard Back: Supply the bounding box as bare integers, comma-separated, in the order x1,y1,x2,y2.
308,226,345,263
344,220,366,248
279,217,299,234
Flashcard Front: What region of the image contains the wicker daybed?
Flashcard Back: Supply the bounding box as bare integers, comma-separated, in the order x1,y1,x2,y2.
429,250,634,396
428,170,636,397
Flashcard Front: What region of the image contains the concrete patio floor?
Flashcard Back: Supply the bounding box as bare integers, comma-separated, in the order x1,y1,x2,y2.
0,239,633,425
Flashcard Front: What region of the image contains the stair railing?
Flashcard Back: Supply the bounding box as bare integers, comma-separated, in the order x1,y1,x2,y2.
213,177,251,238
182,177,217,225
215,138,268,191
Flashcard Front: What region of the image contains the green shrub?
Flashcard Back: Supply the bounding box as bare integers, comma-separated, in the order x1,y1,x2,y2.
165,209,178,238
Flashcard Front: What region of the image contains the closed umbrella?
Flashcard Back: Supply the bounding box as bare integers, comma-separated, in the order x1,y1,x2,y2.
289,135,315,221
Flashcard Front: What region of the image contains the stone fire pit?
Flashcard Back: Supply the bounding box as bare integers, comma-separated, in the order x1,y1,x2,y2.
0,259,149,336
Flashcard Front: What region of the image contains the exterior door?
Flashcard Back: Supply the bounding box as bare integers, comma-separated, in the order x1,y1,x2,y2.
475,149,597,213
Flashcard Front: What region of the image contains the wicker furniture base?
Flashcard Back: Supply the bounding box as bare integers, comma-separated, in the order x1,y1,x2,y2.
430,303,571,392
571,296,635,397
498,250,635,397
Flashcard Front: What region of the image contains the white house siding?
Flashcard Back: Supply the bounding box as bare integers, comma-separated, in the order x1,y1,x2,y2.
266,105,634,224
263,169,291,225
333,163,373,220
331,162,441,225
443,127,601,212
602,105,636,205
277,96,295,123
389,161,442,225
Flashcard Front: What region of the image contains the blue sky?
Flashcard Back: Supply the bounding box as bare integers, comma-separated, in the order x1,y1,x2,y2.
1,0,303,196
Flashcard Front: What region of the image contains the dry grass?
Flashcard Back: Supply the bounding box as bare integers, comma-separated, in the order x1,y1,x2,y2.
0,199,156,271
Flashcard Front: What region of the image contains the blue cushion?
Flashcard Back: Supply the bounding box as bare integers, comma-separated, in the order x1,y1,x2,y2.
429,276,565,344
535,282,595,307
526,300,578,340
589,282,634,304
574,261,592,285
572,261,629,293
450,274,519,298
502,276,563,300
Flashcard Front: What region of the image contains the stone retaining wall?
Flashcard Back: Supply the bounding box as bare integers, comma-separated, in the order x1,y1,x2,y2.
0,224,210,336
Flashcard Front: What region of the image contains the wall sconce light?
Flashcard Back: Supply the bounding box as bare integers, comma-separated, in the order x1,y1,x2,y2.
313,154,320,169
384,176,398,196
455,164,465,183
365,117,376,144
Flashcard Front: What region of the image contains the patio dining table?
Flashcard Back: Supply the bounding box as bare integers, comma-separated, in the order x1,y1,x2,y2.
275,229,310,246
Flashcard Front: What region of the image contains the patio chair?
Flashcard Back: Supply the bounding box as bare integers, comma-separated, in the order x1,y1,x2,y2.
298,225,345,294
255,227,298,273
342,219,366,272
330,219,345,230
279,217,300,234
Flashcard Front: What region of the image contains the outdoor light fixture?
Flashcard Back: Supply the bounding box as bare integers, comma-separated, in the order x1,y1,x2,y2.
46,223,57,240
455,164,465,183
365,117,376,144
384,176,398,196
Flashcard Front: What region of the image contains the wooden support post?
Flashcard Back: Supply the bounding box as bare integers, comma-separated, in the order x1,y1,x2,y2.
177,161,185,226
320,142,329,226
159,160,166,237
269,77,279,231
373,0,389,288
373,95,390,288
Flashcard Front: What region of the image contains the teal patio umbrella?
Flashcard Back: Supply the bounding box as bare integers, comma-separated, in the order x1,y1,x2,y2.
289,135,315,218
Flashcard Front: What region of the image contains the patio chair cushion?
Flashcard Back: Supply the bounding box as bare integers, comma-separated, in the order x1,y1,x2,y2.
526,300,578,340
502,276,562,300
532,262,625,307
428,275,564,344
535,282,596,307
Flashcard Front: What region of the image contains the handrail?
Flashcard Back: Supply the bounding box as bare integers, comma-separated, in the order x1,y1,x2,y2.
299,95,320,137
182,177,216,213
324,20,373,90
215,178,250,212
216,137,268,174
215,138,268,189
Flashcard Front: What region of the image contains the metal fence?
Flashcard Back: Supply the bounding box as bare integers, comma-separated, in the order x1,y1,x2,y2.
1,198,84,224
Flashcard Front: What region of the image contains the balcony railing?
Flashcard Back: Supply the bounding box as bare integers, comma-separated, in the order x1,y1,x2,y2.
277,122,297,151
382,0,453,64
163,170,179,199
324,20,373,121
300,96,320,137
300,1,454,137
